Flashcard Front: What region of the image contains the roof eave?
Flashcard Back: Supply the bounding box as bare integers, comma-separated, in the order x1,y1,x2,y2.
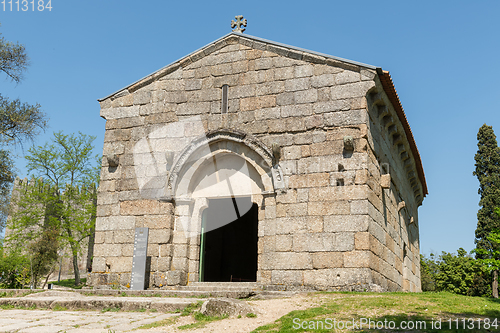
377,68,428,197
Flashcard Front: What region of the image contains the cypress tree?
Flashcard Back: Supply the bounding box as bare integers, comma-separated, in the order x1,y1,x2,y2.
473,124,500,297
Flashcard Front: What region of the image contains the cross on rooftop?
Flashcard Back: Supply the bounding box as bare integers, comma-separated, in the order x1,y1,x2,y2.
231,15,247,33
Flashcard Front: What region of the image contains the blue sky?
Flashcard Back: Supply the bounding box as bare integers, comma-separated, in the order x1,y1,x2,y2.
1,1,499,256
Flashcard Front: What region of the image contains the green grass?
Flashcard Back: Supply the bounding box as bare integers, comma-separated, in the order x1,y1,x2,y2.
51,278,87,289
0,303,38,310
177,312,228,330
101,306,121,313
134,317,178,330
53,304,68,311
252,291,500,332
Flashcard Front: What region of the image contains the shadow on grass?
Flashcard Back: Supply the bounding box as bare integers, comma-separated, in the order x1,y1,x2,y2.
51,278,86,289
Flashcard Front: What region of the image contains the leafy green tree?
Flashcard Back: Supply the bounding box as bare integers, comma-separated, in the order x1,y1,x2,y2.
7,178,61,288
420,253,439,291
27,223,59,288
0,149,14,232
473,124,500,297
0,24,48,234
0,25,48,146
9,132,99,286
434,248,483,295
473,207,500,298
0,244,30,289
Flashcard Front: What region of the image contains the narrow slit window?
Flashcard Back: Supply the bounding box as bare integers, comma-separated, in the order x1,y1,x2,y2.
221,85,229,114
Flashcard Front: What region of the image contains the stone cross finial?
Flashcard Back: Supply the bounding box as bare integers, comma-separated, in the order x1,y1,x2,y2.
231,15,247,33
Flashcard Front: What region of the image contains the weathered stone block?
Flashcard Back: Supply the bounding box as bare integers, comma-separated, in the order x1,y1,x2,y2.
344,251,370,268
285,78,310,92
240,95,276,111
92,257,106,273
314,100,350,114
324,110,367,126
166,271,187,286
149,229,171,244
324,215,369,232
120,200,160,216
114,230,134,244
308,200,349,216
275,235,292,252
108,257,133,272
294,89,318,104
293,233,335,252
303,268,372,288
256,81,285,95
281,104,313,118
275,217,307,235
276,92,295,105
289,173,329,188
312,252,343,268
295,65,313,78
282,146,302,160
260,252,312,270
355,232,370,250
335,71,361,85
271,270,303,285
330,81,375,99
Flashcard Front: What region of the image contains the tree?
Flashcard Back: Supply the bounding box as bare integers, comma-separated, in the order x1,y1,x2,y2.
473,124,500,297
473,207,500,298
420,253,438,291
7,178,61,288
0,24,48,234
0,24,48,146
8,132,99,286
434,248,483,295
0,149,14,232
0,243,30,289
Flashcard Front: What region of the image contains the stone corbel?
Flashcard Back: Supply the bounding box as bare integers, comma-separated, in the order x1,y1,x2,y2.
106,154,119,167
381,174,391,189
343,136,354,151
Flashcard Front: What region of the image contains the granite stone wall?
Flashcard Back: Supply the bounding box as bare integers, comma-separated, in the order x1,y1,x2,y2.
89,33,424,291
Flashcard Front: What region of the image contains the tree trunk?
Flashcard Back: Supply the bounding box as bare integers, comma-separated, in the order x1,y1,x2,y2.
86,190,97,273
42,266,55,289
493,270,498,298
65,226,81,286
72,252,80,286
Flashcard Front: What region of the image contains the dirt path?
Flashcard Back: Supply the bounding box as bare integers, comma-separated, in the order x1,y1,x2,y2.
137,293,316,333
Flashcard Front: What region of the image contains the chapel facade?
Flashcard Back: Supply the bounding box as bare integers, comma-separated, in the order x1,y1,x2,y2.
88,31,427,292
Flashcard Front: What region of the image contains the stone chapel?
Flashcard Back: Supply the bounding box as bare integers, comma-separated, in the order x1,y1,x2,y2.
88,26,427,292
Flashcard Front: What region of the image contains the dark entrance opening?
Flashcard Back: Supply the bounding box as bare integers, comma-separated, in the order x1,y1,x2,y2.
199,197,258,282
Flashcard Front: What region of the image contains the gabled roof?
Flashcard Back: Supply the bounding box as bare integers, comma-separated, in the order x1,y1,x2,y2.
99,32,377,102
99,32,427,198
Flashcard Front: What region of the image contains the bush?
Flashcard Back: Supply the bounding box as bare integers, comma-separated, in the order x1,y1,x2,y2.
421,248,489,296
0,248,30,289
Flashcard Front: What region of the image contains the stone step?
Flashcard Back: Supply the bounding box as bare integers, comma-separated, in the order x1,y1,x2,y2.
84,289,256,299
0,291,202,312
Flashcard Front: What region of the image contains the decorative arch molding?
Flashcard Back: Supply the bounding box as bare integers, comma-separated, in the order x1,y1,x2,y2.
161,129,285,202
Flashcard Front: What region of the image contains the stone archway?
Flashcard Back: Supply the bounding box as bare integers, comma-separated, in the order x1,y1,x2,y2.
165,130,280,284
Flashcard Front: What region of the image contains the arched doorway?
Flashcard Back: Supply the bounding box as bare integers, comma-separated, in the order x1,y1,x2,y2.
166,131,284,284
